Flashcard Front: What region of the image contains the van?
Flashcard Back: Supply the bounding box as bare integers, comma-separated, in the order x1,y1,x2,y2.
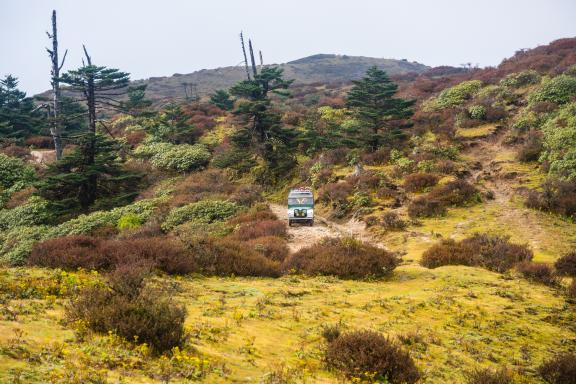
287,187,314,226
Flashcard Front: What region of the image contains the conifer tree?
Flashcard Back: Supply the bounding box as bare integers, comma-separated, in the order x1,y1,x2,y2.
230,66,296,182
209,89,234,111
346,66,415,150
0,75,42,140
38,47,140,212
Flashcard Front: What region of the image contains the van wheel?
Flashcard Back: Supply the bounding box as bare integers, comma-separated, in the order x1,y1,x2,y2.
288,220,292,227
309,220,314,227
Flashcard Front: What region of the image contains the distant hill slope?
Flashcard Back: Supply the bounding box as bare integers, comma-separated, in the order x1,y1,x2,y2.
132,54,428,101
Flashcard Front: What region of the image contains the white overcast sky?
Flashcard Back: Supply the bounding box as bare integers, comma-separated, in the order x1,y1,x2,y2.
1,0,575,95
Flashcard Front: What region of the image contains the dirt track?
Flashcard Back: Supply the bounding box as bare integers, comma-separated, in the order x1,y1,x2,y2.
268,203,378,252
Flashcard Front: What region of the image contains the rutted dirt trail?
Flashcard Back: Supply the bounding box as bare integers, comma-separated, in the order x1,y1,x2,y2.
269,203,379,252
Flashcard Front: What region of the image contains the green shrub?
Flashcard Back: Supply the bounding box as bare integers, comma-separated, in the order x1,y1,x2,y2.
0,196,52,231
0,153,35,189
134,141,210,172
162,200,239,231
468,105,486,120
501,70,541,88
529,75,576,105
325,330,420,383
0,225,49,266
512,109,540,131
117,213,142,231
540,102,576,179
425,80,483,110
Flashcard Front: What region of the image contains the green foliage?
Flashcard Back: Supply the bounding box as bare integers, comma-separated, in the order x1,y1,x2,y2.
143,104,198,144
162,200,239,232
117,213,143,231
425,80,482,110
135,141,211,172
468,105,486,120
0,153,36,206
529,74,576,104
0,75,44,140
540,102,576,179
121,84,152,115
0,196,52,231
512,108,540,131
500,70,541,88
37,134,142,214
346,66,415,149
209,89,234,111
229,67,297,182
0,225,49,265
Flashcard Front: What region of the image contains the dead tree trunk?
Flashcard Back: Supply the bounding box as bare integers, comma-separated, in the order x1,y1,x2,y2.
46,10,67,160
240,32,251,81
248,39,258,78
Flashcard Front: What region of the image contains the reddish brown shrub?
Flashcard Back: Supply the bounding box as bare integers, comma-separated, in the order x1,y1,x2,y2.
538,353,576,384
228,206,278,225
381,211,407,230
404,172,440,192
516,262,557,285
325,330,420,383
421,234,533,272
247,236,290,262
554,252,576,277
465,367,514,384
183,237,281,277
516,130,543,162
230,219,287,241
0,145,30,159
125,130,146,147
361,148,390,165
25,136,53,148
322,148,349,165
67,282,186,354
29,236,196,275
524,179,576,218
284,237,398,279
568,279,576,299
408,197,446,218
318,182,353,206
428,179,479,206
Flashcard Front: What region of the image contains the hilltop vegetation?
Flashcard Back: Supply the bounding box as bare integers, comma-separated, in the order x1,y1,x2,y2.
1,36,576,383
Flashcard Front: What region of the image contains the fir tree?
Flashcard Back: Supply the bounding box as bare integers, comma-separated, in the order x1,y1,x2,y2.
209,89,234,111
122,84,152,116
0,75,42,140
346,66,415,150
144,104,198,144
229,66,296,182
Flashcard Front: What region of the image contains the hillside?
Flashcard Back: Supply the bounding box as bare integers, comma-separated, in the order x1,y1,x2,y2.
1,37,576,383
132,54,428,101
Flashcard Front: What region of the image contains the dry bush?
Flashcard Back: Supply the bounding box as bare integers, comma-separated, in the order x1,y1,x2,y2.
322,148,349,166
247,236,290,262
404,172,440,192
183,237,281,277
554,251,576,277
465,367,514,384
524,179,576,218
428,179,478,206
125,130,146,147
568,279,576,299
5,187,35,209
29,236,196,275
170,169,237,207
421,234,533,272
516,130,543,162
228,205,278,225
516,262,557,285
230,219,287,241
381,211,407,230
229,184,263,207
284,237,398,279
67,272,186,354
25,136,53,148
538,353,576,384
436,160,457,174
0,145,30,159
361,148,390,165
408,197,446,218
318,182,354,206
325,330,420,383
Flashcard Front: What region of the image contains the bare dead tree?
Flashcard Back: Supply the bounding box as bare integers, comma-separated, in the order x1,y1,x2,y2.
240,32,251,80
46,10,68,160
259,50,264,68
248,39,258,78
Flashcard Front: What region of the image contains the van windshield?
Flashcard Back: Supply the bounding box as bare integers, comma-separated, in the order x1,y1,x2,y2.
288,197,313,206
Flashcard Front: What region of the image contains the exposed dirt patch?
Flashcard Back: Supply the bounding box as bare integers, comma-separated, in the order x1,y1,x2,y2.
269,203,379,252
